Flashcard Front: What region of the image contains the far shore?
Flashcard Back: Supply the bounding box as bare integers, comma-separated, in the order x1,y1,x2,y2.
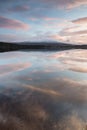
0,42,87,52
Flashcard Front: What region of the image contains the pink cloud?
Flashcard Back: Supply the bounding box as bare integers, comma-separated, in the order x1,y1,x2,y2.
60,28,87,36
51,34,66,42
43,17,58,21
0,16,29,30
58,16,87,44
66,0,87,9
72,17,87,24
29,17,60,21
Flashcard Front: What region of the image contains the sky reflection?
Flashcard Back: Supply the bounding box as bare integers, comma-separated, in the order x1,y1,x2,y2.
0,49,87,130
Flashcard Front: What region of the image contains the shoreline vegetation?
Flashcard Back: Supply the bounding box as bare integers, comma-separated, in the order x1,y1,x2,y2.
0,41,87,52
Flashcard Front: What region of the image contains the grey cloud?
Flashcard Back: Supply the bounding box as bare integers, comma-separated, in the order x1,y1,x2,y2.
8,5,30,12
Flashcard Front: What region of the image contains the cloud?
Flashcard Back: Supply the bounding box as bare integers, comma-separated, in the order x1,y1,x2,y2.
59,27,87,44
70,67,87,73
0,16,29,30
0,31,66,43
43,17,58,21
60,29,87,36
58,16,87,44
65,0,87,9
0,34,17,42
8,5,30,12
51,34,66,41
60,22,87,36
0,33,33,42
0,0,87,11
72,17,87,24
0,1,87,43
40,0,87,9
28,17,63,22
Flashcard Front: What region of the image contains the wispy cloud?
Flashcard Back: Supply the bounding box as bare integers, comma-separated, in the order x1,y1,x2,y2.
39,0,87,9
0,0,87,10
57,16,87,44
0,0,87,43
72,17,87,24
0,16,29,30
43,17,58,21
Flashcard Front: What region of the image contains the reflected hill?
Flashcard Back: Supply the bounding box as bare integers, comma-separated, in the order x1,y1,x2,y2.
0,41,87,52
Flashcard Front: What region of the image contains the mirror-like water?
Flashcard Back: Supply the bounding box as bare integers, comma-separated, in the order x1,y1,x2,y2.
0,49,87,130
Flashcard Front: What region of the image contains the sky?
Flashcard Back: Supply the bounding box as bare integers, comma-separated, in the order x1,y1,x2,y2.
0,0,87,44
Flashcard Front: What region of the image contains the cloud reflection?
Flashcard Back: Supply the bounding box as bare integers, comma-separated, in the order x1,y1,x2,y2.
0,76,87,130
0,63,31,76
0,50,87,130
50,49,87,73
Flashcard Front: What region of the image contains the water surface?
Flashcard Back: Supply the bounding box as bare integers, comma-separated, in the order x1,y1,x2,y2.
0,49,87,130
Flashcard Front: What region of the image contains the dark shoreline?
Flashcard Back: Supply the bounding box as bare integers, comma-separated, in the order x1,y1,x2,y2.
0,42,87,52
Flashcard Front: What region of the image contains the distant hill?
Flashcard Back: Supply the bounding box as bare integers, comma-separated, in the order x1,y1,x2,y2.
0,41,87,52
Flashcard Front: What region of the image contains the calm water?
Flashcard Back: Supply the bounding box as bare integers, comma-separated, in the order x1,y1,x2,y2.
0,49,87,130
